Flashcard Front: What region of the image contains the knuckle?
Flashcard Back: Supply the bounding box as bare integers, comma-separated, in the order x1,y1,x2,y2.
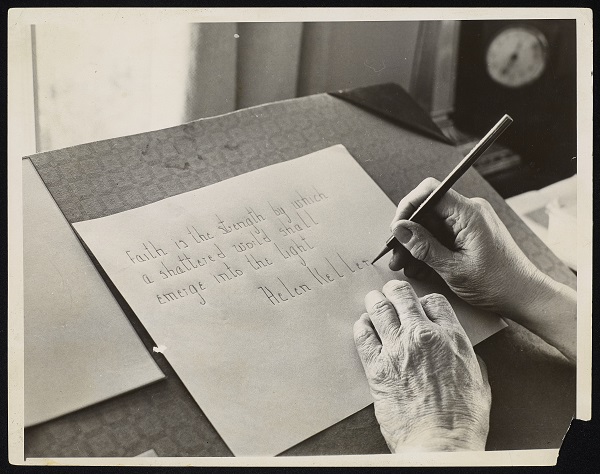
412,325,442,346
453,329,473,354
471,197,492,212
353,328,371,346
420,292,449,307
420,293,454,315
369,360,390,383
386,325,402,342
410,238,431,261
370,299,395,318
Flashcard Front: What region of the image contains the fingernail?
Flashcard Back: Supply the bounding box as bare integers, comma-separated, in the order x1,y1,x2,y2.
393,223,412,244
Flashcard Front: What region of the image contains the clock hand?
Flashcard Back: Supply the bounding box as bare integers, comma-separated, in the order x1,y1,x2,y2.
501,52,519,76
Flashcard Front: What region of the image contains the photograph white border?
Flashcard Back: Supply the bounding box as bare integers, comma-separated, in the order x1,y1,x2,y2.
7,6,593,467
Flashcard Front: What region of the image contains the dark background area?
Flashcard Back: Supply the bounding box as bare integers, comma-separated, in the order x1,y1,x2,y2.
454,19,577,197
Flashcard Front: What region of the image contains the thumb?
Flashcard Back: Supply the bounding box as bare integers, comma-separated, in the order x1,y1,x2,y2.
392,220,455,272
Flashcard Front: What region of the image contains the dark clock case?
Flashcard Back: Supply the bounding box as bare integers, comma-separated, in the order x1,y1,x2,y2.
453,20,576,195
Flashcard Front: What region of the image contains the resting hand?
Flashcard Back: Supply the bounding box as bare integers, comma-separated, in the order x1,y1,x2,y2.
354,280,491,452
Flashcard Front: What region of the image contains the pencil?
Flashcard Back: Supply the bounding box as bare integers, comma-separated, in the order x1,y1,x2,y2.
371,114,513,265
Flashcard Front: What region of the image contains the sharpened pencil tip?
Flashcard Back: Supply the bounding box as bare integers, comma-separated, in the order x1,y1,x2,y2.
371,246,390,265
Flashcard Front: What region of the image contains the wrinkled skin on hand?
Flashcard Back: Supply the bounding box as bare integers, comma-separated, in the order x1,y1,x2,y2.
354,280,491,452
388,177,577,364
389,177,549,316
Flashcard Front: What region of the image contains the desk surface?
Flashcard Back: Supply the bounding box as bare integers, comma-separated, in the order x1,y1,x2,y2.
25,92,576,457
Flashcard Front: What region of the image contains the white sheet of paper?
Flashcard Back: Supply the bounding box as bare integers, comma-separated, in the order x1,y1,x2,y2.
23,159,165,427
73,145,506,456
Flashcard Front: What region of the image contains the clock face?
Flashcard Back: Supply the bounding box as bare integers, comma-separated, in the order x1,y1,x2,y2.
486,26,549,88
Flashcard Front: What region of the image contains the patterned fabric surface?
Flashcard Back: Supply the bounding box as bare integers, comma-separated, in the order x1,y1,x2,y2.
26,93,576,458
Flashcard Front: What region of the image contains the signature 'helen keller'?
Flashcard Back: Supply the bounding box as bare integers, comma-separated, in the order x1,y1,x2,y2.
354,178,576,452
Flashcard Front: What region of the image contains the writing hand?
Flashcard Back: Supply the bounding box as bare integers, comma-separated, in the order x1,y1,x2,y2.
354,280,491,452
389,178,577,363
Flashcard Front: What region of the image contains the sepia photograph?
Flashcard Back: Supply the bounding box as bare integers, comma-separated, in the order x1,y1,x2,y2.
7,7,592,467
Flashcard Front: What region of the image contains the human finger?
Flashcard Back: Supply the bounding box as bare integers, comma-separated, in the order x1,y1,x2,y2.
392,220,456,272
353,313,382,368
402,258,433,280
381,280,429,326
419,293,460,330
392,177,465,224
364,290,402,346
388,243,435,279
392,178,441,222
388,243,413,271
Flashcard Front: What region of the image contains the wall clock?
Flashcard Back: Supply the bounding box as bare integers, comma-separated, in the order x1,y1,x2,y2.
453,20,576,194
486,26,549,88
